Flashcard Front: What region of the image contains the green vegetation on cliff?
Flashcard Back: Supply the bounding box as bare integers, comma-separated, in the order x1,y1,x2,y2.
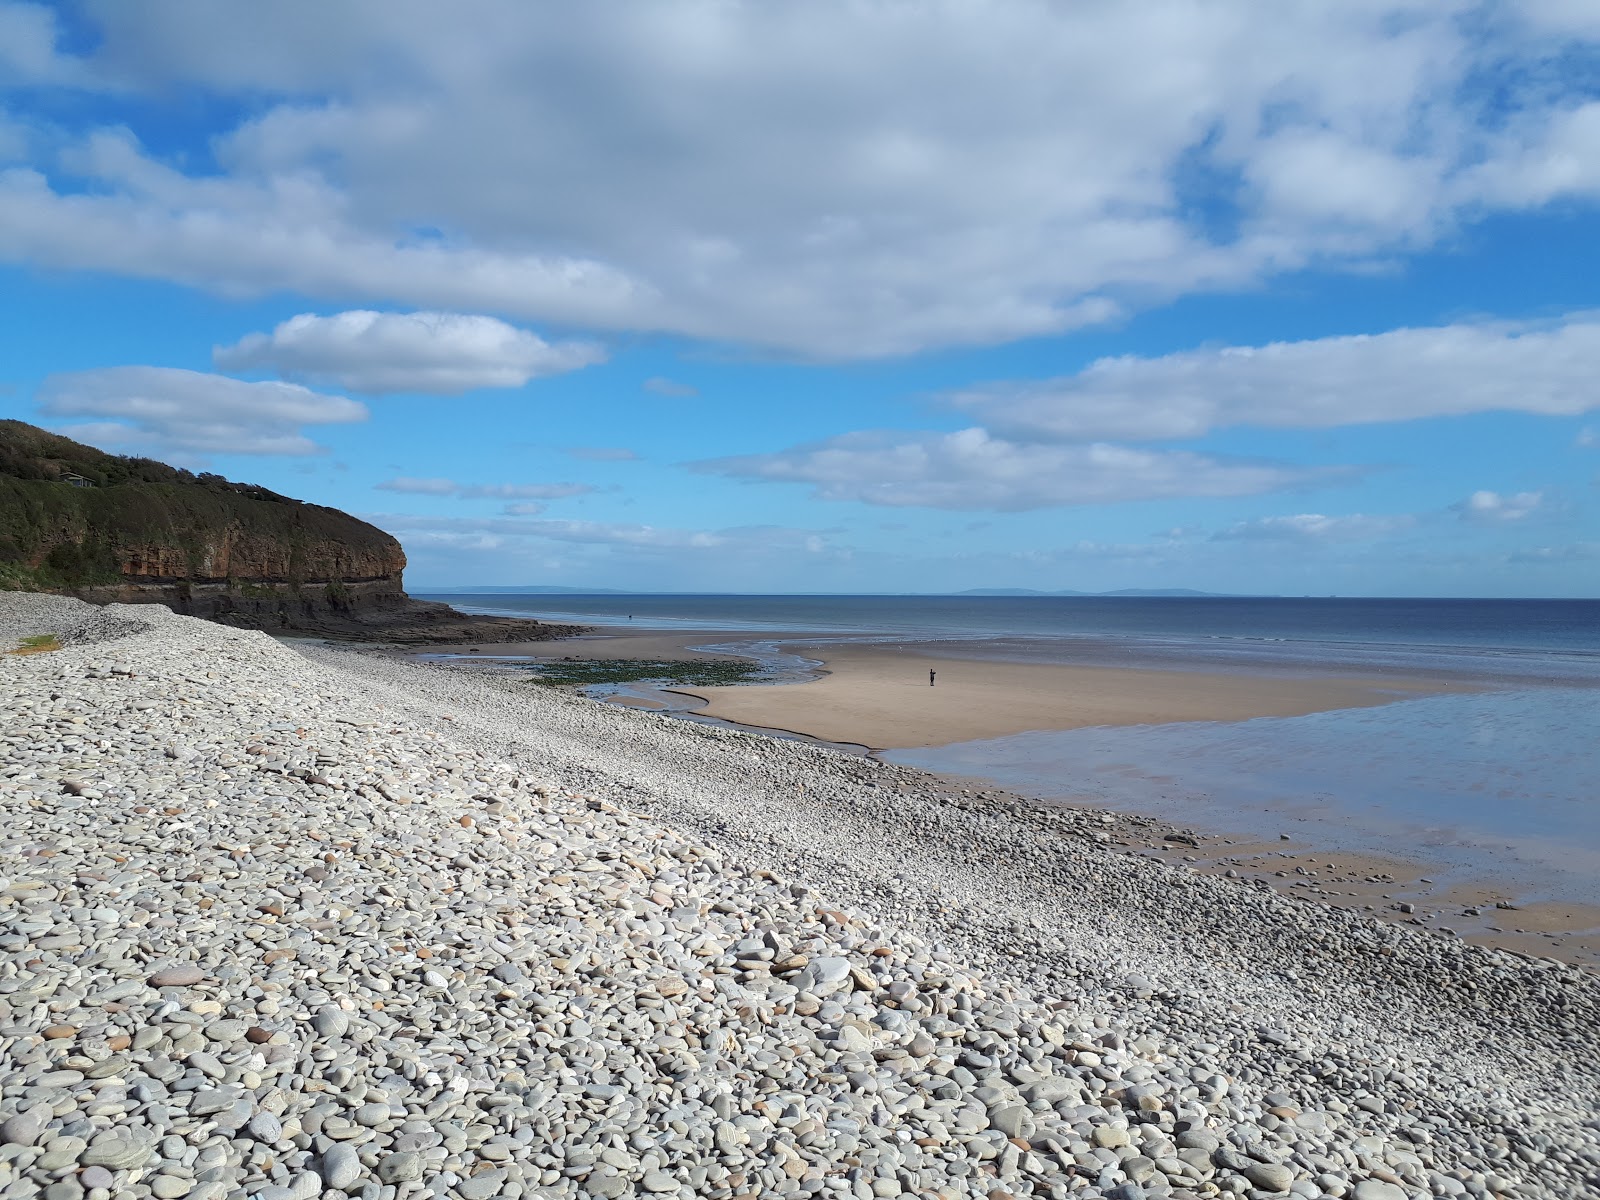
0,420,404,594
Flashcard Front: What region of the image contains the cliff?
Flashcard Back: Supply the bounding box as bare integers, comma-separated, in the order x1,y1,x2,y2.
0,420,577,643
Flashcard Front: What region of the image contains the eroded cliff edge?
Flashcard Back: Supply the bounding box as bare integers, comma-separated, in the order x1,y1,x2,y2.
0,420,578,643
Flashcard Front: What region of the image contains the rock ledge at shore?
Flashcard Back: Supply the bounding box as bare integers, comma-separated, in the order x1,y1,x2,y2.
2,596,1596,1200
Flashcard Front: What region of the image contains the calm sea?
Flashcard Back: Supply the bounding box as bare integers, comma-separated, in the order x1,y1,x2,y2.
422,593,1600,903
423,592,1595,648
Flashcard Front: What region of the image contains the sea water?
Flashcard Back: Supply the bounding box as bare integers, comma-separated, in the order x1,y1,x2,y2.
421,593,1600,900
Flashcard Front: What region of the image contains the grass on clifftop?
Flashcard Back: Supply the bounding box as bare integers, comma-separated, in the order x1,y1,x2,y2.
529,658,762,688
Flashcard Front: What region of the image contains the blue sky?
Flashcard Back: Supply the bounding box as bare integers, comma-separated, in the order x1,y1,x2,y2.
2,2,1598,596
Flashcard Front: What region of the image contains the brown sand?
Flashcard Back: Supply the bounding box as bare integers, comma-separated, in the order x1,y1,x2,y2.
681,641,1456,750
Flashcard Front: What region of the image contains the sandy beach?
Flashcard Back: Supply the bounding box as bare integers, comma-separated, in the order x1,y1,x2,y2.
436,629,1462,750
678,640,1457,749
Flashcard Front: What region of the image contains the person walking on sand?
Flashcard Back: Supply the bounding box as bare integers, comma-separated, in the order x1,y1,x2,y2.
929,668,936,687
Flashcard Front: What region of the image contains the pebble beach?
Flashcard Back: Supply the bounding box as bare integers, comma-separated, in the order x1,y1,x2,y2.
2,597,1597,1200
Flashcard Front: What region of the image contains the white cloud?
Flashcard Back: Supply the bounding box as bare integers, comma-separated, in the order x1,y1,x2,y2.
696,427,1340,511
373,476,457,496
36,366,367,457
568,446,639,462
1453,490,1544,523
643,376,698,398
1508,541,1598,563
0,112,30,163
368,511,830,554
950,315,1600,442
375,476,593,499
1213,513,1414,542
1462,103,1600,209
214,310,603,393
4,4,1600,357
0,3,81,86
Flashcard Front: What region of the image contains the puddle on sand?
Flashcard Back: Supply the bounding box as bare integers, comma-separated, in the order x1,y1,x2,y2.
885,685,1600,907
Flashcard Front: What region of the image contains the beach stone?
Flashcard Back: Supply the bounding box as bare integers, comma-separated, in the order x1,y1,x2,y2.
150,1175,192,1199
1352,1183,1408,1200
640,1171,678,1193
834,1025,872,1053
313,1006,350,1038
80,1138,153,1170
988,1105,1032,1139
320,1144,363,1191
377,1151,424,1183
1,1107,50,1147
246,1111,283,1143
1242,1161,1295,1193
456,1169,508,1199
147,966,205,987
187,1089,236,1117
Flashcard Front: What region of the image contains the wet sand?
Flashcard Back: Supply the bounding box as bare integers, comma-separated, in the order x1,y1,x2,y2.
433,630,746,662
680,639,1458,749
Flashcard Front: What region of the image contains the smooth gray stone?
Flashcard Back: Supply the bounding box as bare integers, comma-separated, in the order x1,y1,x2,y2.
1242,1161,1296,1194
1,1107,50,1147
378,1151,424,1183
322,1144,364,1191
454,1169,507,1199
247,1111,284,1143
80,1138,154,1170
1352,1183,1409,1200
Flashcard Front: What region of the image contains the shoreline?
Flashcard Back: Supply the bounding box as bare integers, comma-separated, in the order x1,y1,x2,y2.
5,595,1599,1199
419,624,1600,963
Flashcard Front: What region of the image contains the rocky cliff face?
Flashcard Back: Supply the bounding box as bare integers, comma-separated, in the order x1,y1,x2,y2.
72,525,410,627
0,420,575,642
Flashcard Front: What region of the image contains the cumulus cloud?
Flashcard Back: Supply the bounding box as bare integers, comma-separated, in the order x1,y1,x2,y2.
0,2,82,86
368,511,829,554
4,4,1600,356
696,427,1340,511
36,366,366,457
949,316,1600,442
214,310,604,393
643,376,699,398
1213,513,1415,542
1453,490,1544,523
375,476,593,499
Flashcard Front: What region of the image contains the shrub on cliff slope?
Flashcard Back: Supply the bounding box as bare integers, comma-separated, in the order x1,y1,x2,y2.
0,420,404,593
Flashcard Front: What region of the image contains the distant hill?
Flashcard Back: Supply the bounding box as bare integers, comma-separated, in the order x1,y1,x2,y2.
432,585,634,594
0,420,577,642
